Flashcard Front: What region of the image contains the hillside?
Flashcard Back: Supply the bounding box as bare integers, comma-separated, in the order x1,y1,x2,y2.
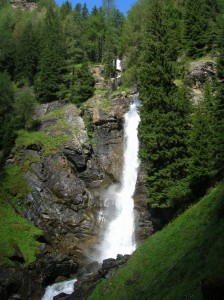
88,183,224,300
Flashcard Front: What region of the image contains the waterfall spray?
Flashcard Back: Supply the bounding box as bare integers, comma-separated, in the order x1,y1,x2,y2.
99,97,141,261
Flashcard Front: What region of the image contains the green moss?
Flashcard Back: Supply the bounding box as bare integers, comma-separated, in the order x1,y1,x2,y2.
89,182,224,300
0,203,42,267
15,129,71,156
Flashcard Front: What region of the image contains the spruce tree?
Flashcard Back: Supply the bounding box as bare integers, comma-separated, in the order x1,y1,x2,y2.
139,0,191,208
213,25,224,177
15,20,39,84
35,8,65,102
102,0,116,78
189,81,217,195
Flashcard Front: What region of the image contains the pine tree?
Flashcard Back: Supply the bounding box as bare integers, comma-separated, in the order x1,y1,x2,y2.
34,8,65,102
139,0,191,208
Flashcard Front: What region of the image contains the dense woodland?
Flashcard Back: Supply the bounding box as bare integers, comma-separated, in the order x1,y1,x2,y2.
1,0,224,214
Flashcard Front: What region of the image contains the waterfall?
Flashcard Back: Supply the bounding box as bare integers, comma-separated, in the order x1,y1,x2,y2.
41,97,141,299
42,279,77,300
99,97,141,261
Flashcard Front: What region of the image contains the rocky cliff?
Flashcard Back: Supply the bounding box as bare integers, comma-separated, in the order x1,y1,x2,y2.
10,0,37,11
0,91,153,299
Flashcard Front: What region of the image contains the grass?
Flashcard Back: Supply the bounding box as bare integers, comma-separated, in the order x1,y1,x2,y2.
0,164,42,267
0,203,42,267
89,182,224,300
1,164,31,200
15,129,71,157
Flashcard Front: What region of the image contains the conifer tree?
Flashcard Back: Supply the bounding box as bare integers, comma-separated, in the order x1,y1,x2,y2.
85,7,105,62
189,81,217,194
102,0,116,78
35,8,65,102
139,0,191,208
183,0,221,58
15,20,39,84
213,25,224,176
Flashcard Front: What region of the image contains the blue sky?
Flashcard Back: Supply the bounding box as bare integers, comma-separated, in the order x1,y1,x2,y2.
55,0,137,15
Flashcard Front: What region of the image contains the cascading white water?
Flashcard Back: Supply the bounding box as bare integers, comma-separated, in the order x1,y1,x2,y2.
99,97,141,261
42,279,77,300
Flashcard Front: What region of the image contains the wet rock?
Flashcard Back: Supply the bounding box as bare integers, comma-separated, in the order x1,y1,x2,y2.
0,253,79,300
134,164,154,244
53,293,69,300
66,255,130,300
9,245,25,264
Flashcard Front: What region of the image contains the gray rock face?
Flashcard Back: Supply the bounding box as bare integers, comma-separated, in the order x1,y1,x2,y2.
8,96,153,284
185,60,216,104
19,98,150,260
10,0,37,11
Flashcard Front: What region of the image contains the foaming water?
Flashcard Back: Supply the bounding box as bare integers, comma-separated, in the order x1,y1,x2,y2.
99,97,141,261
41,279,77,300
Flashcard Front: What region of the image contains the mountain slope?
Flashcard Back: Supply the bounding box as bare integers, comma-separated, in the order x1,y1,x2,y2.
88,182,224,300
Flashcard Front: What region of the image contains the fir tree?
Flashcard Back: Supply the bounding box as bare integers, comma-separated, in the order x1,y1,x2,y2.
35,8,65,102
139,0,191,208
189,81,217,195
15,20,39,84
213,25,224,176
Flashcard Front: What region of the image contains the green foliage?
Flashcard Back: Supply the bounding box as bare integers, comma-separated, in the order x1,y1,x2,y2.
0,4,15,76
0,72,15,154
212,30,224,177
34,7,65,102
0,163,41,267
138,0,192,208
189,81,217,194
14,19,39,84
13,84,37,130
183,0,221,58
60,63,95,105
102,1,125,78
89,182,224,300
84,8,105,62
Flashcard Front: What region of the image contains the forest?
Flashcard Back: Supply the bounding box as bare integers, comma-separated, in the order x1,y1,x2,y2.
1,0,224,212
1,0,224,299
